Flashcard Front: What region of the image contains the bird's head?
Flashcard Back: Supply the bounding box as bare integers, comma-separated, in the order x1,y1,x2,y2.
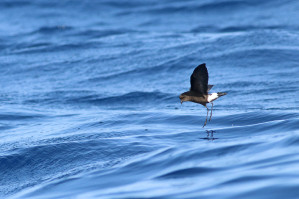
179,93,189,104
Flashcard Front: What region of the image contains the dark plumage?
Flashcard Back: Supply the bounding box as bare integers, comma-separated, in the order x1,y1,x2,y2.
190,63,209,95
179,63,227,127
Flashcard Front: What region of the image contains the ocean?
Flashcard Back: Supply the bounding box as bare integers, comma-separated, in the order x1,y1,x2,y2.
0,0,299,198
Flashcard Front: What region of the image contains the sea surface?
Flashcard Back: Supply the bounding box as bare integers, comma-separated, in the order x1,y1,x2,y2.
1,0,299,198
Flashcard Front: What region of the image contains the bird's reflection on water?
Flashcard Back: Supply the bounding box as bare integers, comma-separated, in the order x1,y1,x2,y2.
201,130,218,140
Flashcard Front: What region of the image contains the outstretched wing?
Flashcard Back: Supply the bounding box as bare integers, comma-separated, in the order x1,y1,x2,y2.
190,63,209,95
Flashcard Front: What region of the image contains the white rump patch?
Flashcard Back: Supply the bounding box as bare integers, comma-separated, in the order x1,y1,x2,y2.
208,93,219,102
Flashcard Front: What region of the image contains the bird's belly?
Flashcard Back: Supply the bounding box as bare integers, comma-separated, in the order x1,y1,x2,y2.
190,96,208,105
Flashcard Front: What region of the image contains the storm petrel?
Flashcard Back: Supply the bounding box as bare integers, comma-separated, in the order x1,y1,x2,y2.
179,63,226,127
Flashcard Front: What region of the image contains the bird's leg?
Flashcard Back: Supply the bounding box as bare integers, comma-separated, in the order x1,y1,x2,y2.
209,102,214,121
203,105,209,128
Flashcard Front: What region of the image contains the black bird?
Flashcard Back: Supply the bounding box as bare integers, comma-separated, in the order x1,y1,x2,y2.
179,63,226,127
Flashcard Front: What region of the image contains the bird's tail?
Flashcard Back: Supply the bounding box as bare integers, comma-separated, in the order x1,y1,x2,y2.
217,92,227,97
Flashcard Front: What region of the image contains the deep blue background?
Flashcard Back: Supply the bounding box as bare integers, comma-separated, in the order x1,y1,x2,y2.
1,0,299,198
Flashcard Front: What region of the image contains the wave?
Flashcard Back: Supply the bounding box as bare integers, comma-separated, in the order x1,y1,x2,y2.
32,26,74,34
23,91,177,108
134,1,252,15
191,25,299,33
11,116,299,198
11,42,98,54
0,1,31,8
0,112,45,121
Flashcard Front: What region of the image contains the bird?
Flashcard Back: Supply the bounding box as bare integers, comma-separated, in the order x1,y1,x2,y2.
179,63,226,127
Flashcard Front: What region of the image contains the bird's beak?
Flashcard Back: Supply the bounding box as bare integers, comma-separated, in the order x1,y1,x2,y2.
180,100,183,104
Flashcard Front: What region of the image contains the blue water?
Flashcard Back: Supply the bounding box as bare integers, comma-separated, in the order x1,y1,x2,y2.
1,0,299,198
